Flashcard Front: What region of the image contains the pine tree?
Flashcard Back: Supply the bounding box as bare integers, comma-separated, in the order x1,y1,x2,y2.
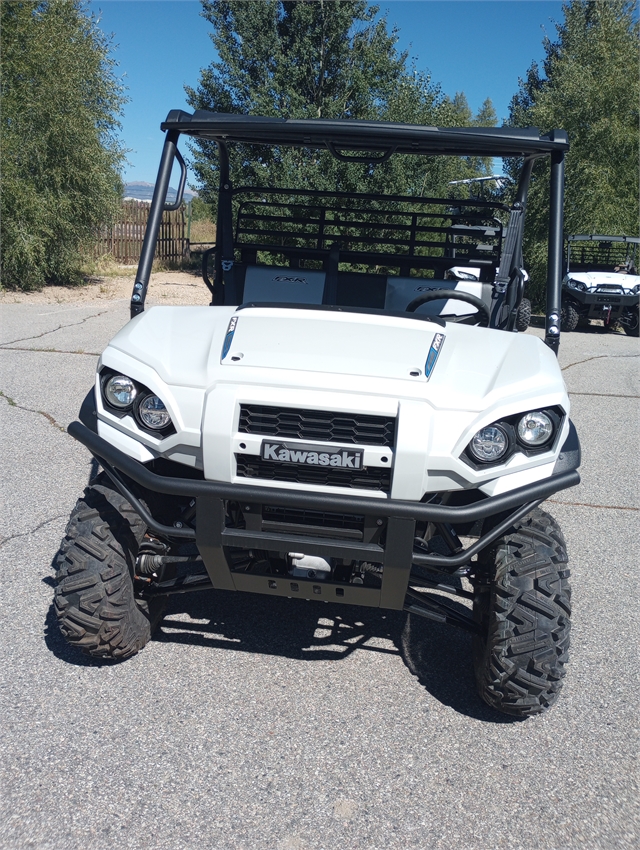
509,0,639,304
185,0,493,203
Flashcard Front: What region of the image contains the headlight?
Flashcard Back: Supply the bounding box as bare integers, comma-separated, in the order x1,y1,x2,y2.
632,284,640,295
517,411,553,446
469,425,508,463
104,375,137,409
463,407,562,467
566,278,586,291
137,395,172,430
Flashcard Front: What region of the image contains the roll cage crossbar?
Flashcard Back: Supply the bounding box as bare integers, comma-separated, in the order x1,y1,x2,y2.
566,234,640,274
130,111,569,353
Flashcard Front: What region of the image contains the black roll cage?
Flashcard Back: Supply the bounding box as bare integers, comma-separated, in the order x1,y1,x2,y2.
566,234,640,274
130,110,568,353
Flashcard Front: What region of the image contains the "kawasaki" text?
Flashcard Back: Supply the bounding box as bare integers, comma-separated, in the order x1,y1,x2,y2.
262,444,363,468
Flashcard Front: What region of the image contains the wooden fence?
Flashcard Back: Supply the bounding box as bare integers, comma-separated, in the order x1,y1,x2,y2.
93,200,188,264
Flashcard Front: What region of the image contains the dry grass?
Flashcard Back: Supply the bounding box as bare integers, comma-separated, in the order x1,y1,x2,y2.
0,270,210,306
189,219,217,245
82,255,136,277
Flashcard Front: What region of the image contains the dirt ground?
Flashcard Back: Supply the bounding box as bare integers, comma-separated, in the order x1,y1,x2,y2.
0,268,211,307
2,268,619,331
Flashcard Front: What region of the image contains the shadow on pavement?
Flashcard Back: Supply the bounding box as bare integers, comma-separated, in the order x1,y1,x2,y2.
42,581,519,720
43,524,519,720
158,589,519,722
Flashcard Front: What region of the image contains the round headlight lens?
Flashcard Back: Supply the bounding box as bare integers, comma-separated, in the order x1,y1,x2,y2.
105,375,137,409
138,395,172,430
517,411,553,446
469,426,508,463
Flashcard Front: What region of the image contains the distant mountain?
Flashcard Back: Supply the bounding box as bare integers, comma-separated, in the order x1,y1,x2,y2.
123,181,198,204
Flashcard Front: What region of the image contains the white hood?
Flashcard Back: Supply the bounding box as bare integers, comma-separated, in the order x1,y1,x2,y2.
566,271,640,290
100,305,570,496
106,305,565,411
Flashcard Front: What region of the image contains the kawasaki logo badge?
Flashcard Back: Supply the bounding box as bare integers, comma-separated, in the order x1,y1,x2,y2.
273,276,308,284
425,332,445,380
261,441,364,469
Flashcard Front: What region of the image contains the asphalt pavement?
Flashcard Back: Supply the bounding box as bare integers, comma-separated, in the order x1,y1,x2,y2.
1,294,638,850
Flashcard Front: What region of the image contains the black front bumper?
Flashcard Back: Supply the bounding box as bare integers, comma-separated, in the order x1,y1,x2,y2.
564,288,639,318
68,421,580,612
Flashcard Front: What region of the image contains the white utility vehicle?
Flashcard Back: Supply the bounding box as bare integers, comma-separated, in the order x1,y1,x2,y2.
562,234,640,334
57,113,580,717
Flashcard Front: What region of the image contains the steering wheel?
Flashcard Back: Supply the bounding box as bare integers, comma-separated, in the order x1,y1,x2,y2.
405,289,490,327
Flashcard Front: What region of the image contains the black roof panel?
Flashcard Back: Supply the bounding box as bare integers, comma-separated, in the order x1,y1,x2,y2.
161,110,569,158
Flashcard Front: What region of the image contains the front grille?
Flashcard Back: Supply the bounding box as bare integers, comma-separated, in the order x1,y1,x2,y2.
235,455,391,492
239,404,396,448
595,285,625,293
262,506,365,540
263,506,365,531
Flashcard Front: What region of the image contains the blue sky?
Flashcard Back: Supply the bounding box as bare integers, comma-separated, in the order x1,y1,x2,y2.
90,0,565,186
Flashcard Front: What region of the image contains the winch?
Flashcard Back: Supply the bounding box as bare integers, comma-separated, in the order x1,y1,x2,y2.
288,553,333,580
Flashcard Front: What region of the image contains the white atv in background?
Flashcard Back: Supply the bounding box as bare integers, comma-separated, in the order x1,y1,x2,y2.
56,112,580,717
562,234,640,335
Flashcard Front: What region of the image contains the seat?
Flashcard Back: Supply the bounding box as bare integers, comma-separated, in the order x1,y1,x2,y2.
385,277,493,317
241,266,326,305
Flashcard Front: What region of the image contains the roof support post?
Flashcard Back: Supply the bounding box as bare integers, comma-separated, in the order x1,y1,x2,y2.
215,142,236,304
514,155,535,206
130,129,180,318
545,150,565,353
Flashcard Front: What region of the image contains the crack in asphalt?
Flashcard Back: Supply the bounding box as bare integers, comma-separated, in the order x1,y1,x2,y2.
0,308,109,348
0,514,67,549
547,499,639,512
0,346,100,356
0,390,67,433
561,353,639,372
569,391,639,398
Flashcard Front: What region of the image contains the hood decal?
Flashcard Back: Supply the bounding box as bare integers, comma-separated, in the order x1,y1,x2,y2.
425,332,445,380
221,315,238,361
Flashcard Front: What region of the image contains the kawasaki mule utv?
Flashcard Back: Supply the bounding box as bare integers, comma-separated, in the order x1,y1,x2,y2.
561,234,640,335
56,111,581,717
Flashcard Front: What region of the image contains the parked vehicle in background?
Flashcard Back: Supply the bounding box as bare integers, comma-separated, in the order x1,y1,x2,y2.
57,111,580,717
562,235,640,335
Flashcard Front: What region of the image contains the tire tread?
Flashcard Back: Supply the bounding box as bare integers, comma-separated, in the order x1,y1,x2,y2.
54,474,158,660
474,508,571,717
561,301,579,332
515,298,532,332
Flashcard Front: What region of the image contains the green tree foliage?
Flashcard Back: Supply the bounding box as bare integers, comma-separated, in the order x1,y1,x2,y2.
185,0,496,204
440,93,499,199
509,0,639,304
188,196,214,222
442,92,498,129
1,1,126,290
